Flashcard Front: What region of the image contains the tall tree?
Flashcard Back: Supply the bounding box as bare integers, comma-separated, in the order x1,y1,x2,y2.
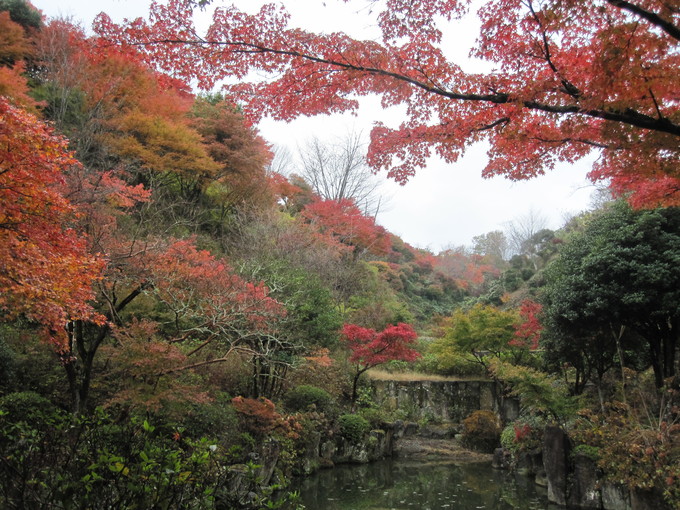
541,201,680,388
97,0,680,207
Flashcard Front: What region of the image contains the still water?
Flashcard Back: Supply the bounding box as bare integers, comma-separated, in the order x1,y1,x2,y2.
298,459,558,510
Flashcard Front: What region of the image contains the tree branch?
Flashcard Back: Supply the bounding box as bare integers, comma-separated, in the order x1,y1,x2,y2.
137,38,680,138
607,0,680,41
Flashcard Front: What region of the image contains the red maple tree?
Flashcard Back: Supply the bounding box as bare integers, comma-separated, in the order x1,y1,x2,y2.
0,97,104,350
510,299,543,350
95,0,680,207
342,322,420,404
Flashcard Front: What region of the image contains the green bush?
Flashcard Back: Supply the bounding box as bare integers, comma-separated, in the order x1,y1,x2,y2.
358,407,387,429
0,407,225,509
180,393,239,441
500,424,519,453
0,391,62,426
461,410,501,453
338,414,370,443
500,415,546,454
284,385,334,414
0,339,16,389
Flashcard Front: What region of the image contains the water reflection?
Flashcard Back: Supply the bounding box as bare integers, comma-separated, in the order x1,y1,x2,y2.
298,459,557,510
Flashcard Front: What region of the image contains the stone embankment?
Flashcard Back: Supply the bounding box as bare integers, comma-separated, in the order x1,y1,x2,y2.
492,426,669,510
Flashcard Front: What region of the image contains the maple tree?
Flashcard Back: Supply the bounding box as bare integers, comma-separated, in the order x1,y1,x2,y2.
341,322,420,403
510,299,542,351
191,96,274,212
434,304,519,367
0,97,104,350
96,0,680,207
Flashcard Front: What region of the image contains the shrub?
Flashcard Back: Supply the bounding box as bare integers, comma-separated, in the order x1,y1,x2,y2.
338,414,370,443
461,410,501,453
500,415,545,454
358,407,387,429
0,407,224,509
0,391,62,426
180,393,239,442
284,385,334,414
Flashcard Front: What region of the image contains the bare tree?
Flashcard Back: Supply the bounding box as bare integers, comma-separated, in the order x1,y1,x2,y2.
504,208,549,257
267,144,294,177
298,131,386,217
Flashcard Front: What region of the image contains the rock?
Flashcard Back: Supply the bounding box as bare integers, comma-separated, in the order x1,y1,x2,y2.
534,470,548,487
631,488,666,510
370,379,518,424
492,447,511,469
542,425,570,506
257,439,281,486
601,483,631,510
568,453,601,509
515,451,544,476
403,422,419,436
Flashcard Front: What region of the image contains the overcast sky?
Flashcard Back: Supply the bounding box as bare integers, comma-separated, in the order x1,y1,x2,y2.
31,0,597,252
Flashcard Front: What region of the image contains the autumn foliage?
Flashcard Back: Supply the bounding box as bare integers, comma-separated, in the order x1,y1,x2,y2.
341,322,420,402
97,0,680,207
0,97,104,348
511,299,543,350
301,198,392,257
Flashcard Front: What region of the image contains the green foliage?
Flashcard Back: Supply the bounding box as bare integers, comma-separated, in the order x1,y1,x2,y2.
0,406,224,509
425,344,487,377
488,359,579,425
427,303,528,376
0,391,61,425
357,407,388,429
541,201,680,388
500,415,546,454
0,0,42,30
500,424,519,453
179,393,239,443
0,338,16,389
338,414,370,443
461,410,502,453
284,384,335,415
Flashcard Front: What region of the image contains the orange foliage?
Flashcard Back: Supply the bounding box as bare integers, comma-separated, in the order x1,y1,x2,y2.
0,12,38,109
0,97,104,349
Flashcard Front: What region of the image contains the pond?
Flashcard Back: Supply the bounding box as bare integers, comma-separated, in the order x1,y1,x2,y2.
297,459,561,510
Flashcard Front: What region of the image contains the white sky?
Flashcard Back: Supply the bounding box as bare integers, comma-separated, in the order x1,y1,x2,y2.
31,0,597,252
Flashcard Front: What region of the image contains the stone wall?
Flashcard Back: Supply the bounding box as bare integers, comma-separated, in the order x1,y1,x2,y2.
370,379,519,424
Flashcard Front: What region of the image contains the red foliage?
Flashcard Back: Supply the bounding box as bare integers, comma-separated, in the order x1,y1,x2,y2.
0,98,104,349
514,423,532,443
301,198,392,257
96,0,680,207
147,239,286,340
510,300,543,350
342,322,420,369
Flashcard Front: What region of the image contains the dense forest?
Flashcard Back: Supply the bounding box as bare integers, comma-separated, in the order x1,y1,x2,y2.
1,0,679,508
